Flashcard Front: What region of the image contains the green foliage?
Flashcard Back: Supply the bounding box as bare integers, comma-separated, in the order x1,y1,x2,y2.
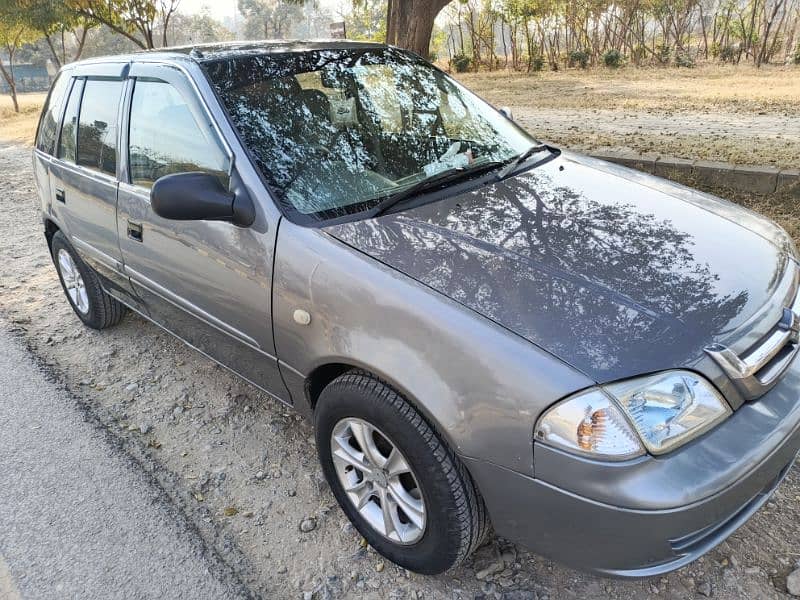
530,55,544,71
0,2,40,51
656,43,671,64
346,0,386,42
239,0,302,39
61,0,183,49
568,49,589,68
430,26,448,61
167,12,234,46
674,50,695,68
718,45,739,63
601,48,624,68
450,53,471,72
0,0,41,110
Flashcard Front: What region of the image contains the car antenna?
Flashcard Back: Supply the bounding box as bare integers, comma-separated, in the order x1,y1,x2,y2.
189,48,205,59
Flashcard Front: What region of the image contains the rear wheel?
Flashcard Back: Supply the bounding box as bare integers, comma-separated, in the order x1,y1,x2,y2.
315,371,490,574
51,231,126,330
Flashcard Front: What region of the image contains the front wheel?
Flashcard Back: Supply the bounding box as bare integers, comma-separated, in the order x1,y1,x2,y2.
315,371,489,574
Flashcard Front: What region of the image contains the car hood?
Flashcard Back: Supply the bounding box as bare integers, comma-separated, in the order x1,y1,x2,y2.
325,153,794,382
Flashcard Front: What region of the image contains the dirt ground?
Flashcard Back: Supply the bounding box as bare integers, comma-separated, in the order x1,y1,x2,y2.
1,64,799,599
457,65,800,169
0,93,45,145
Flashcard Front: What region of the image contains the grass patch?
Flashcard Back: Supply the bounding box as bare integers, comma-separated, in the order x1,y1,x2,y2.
0,93,46,145
456,64,800,114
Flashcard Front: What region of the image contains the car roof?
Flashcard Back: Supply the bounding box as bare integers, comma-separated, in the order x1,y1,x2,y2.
65,39,389,70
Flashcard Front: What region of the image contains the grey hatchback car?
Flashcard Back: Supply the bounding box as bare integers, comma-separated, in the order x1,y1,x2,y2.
34,40,800,577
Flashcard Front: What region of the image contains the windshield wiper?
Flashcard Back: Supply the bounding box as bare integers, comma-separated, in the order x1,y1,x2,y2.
369,161,503,218
497,144,551,180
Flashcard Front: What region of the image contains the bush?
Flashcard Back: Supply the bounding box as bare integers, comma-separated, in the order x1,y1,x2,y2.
656,44,672,64
631,45,647,65
530,56,545,72
675,50,696,68
568,49,590,68
601,49,624,68
794,43,800,65
450,53,471,73
719,45,738,63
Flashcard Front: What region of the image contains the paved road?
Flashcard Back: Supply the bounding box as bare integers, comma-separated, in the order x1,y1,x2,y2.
0,327,249,600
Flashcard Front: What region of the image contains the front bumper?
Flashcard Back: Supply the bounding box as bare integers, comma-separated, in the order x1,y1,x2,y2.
464,356,800,577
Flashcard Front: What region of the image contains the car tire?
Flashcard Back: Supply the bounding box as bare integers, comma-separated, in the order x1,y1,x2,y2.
51,231,126,330
315,370,490,574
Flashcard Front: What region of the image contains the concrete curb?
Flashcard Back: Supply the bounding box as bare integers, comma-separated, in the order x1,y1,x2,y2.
588,151,800,197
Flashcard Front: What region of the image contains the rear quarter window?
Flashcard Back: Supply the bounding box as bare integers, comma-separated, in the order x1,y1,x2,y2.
35,74,70,155
76,79,124,176
58,79,84,163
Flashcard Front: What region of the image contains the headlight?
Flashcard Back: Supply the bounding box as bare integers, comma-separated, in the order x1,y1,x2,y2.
605,370,732,454
535,370,732,459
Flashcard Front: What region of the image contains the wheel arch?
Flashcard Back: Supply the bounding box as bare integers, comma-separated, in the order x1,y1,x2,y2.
303,360,462,457
44,217,60,250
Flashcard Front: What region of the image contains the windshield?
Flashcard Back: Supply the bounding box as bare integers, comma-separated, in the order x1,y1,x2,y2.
204,47,535,223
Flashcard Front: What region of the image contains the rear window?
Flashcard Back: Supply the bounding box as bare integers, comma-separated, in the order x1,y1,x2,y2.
76,79,123,176
35,74,70,155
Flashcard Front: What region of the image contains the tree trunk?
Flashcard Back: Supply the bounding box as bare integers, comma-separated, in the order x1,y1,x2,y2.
0,55,19,113
43,34,63,69
73,27,89,62
385,0,452,58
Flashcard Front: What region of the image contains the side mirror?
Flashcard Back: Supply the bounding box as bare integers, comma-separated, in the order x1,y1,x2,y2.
498,106,514,121
150,171,255,227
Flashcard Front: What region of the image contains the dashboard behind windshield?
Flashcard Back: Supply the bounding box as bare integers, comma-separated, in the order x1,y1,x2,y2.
203,47,534,223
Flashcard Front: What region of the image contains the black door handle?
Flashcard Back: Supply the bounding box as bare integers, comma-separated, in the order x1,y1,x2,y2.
55,188,65,203
127,221,143,242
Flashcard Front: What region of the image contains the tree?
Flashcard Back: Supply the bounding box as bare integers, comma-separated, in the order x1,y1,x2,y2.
64,0,180,49
239,0,303,39
385,0,453,57
166,11,235,46
16,0,96,67
0,1,40,112
344,0,387,42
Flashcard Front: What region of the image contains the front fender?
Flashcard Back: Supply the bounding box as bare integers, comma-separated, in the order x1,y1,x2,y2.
272,220,591,476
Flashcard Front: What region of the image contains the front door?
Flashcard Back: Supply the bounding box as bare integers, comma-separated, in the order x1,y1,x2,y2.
115,63,287,401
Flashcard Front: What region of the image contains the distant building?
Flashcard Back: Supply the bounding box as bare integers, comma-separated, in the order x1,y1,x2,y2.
0,63,51,93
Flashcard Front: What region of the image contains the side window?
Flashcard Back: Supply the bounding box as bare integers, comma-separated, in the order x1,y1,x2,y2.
57,79,84,163
35,74,70,154
128,79,230,189
76,79,123,175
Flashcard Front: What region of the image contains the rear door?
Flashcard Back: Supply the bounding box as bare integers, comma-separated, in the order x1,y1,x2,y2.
32,72,71,215
116,62,288,400
49,64,136,303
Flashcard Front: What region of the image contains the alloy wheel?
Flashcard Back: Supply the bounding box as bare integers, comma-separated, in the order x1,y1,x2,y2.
331,417,426,544
57,248,89,315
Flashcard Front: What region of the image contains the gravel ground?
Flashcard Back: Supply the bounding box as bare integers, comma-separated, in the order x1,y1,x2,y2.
0,326,249,600
512,107,800,170
1,141,800,599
